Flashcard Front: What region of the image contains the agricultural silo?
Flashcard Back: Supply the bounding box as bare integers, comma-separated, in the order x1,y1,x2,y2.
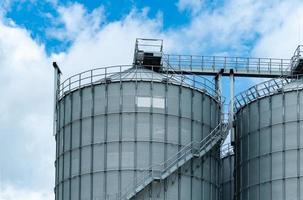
234,77,303,200
54,65,224,200
220,144,234,200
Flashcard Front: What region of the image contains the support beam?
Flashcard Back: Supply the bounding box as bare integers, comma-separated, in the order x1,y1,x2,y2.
53,62,62,136
215,69,223,99
229,69,235,145
215,69,223,122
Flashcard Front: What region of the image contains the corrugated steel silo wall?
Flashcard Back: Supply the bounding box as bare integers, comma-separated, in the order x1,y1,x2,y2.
55,81,221,200
221,154,234,200
235,89,303,200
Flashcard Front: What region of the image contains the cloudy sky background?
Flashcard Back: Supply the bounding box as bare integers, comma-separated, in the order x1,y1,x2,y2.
0,0,303,199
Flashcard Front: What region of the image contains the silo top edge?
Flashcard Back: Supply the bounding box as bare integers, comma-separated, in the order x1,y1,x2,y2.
57,65,222,102
234,75,303,113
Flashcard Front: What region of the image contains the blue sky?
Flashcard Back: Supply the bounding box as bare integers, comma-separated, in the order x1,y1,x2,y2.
1,0,303,200
3,0,257,55
5,0,192,54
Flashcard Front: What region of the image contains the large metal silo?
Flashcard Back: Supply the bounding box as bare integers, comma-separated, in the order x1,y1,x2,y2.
234,77,303,200
54,65,223,200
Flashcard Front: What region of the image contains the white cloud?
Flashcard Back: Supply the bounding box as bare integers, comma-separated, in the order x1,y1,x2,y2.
53,8,166,79
252,2,303,58
173,0,303,57
177,0,203,15
0,16,54,199
48,3,105,41
0,185,52,200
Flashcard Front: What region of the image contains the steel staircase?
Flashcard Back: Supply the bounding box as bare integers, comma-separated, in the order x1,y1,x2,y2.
119,121,230,200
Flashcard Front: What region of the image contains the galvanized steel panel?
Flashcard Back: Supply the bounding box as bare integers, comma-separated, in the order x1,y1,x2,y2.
221,154,234,200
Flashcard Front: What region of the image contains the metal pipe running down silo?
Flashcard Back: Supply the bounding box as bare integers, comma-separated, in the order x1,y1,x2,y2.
53,62,62,136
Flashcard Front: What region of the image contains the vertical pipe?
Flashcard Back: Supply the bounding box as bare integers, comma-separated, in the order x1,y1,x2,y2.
53,62,61,200
53,62,62,136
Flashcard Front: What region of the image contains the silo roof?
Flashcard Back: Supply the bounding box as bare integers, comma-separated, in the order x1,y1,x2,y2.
104,66,180,84
58,65,221,102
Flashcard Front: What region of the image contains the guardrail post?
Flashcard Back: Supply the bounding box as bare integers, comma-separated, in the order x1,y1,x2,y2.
280,59,283,75
190,55,192,71
269,58,272,72
91,69,93,84
235,57,238,69
258,58,260,73
178,55,181,71
224,57,227,69
52,62,62,136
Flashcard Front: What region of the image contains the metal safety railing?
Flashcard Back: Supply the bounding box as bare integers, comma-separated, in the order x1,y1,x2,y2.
119,114,230,200
291,45,303,72
234,75,303,112
161,53,292,76
57,65,221,102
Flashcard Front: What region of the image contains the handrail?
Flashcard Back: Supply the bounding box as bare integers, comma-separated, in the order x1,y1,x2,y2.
119,117,230,200
162,53,291,75
291,45,303,73
161,54,224,102
234,75,303,112
57,65,221,102
161,122,222,173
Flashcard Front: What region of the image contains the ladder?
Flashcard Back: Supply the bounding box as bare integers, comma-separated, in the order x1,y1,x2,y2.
119,121,230,200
